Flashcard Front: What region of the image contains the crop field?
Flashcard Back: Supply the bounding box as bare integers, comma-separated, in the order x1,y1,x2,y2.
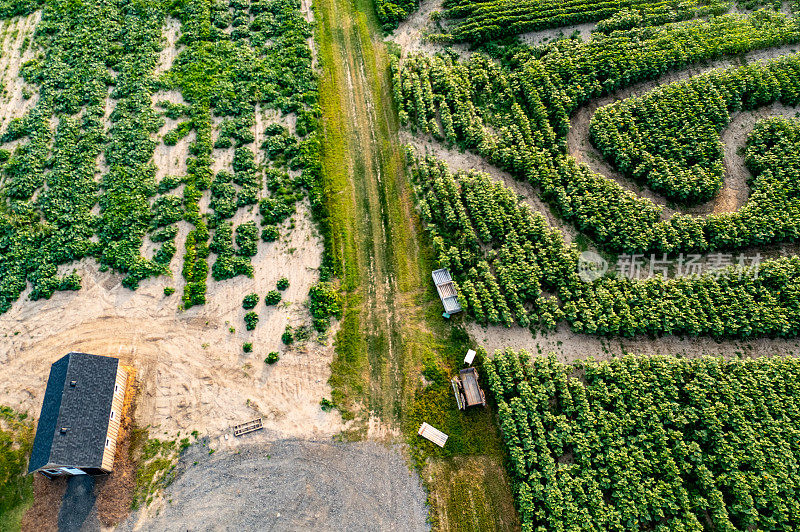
385,0,800,527
486,350,800,530
3,0,800,527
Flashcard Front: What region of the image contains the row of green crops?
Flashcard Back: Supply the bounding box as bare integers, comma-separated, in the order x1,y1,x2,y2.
590,53,800,205
394,11,800,254
164,0,326,307
410,152,800,337
484,350,800,531
0,0,167,313
439,0,727,43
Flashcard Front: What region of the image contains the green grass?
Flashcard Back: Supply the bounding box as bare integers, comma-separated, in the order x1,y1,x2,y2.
130,428,191,510
313,0,518,524
0,406,34,532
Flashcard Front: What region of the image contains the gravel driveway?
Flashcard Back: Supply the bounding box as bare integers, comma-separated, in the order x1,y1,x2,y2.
118,439,429,531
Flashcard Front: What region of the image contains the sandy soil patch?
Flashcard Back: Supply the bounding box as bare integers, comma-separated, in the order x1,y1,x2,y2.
0,11,40,135
0,199,345,442
151,90,190,182
118,440,429,532
468,321,800,363
717,102,800,212
390,0,471,59
518,21,595,46
155,18,181,76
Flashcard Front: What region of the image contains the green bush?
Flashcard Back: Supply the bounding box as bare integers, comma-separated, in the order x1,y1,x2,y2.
242,342,252,353
261,225,280,241
164,287,176,296
265,351,280,364
235,221,259,257
242,292,259,309
308,282,342,321
244,311,259,330
281,325,293,345
277,276,289,290
265,290,282,306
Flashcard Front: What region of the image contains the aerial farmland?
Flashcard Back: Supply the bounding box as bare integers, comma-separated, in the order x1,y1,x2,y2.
2,0,800,530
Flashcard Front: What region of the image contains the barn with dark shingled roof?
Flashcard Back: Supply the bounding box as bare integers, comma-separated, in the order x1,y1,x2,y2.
28,352,128,477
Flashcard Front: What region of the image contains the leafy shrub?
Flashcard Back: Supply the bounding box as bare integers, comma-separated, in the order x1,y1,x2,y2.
164,287,176,296
276,276,289,290
265,290,282,305
163,121,193,146
244,311,259,330
265,351,280,364
319,398,334,412
261,225,280,241
242,342,252,353
242,293,259,309
235,221,259,257
281,325,293,345
308,282,342,322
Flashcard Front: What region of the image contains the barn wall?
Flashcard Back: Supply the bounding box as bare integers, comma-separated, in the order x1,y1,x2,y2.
100,365,127,471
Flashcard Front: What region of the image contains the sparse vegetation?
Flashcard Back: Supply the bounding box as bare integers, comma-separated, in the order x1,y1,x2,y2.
242,293,259,310
130,430,183,510
281,325,293,345
0,406,34,531
243,311,259,331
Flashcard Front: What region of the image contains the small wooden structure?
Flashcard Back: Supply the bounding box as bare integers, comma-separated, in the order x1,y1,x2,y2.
417,422,448,447
451,368,486,410
233,418,263,437
432,269,461,315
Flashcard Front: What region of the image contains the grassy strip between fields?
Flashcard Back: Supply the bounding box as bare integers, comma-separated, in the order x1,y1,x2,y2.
0,406,34,532
313,0,519,526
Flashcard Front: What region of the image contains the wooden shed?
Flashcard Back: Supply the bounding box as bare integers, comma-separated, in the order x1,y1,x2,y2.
432,269,462,315
28,352,127,477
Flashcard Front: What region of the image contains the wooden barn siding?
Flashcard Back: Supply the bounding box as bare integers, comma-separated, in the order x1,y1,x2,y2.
101,366,127,471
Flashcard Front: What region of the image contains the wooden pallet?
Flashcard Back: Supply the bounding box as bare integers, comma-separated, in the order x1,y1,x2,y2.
418,422,448,448
233,418,263,437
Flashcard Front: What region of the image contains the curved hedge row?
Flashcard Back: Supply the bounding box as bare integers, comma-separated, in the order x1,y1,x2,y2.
590,53,800,205
441,0,724,43
395,11,800,254
411,153,800,337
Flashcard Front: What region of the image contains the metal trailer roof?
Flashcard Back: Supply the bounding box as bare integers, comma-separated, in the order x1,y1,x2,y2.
432,269,462,314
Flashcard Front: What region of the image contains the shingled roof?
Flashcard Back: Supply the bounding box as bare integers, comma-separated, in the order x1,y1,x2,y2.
28,353,120,473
